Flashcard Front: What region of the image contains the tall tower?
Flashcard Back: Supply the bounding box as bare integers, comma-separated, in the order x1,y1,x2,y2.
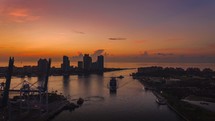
78,61,83,70
97,55,104,72
37,58,48,77
83,54,92,71
61,56,70,73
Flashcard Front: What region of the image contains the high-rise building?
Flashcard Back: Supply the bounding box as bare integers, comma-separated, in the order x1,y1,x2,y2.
97,55,104,71
37,58,48,76
91,62,98,71
83,54,92,71
78,61,83,70
61,56,70,73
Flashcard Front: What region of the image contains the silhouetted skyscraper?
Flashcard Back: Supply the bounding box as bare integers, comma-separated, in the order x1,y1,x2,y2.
78,61,83,70
61,56,70,73
91,62,98,70
97,55,104,72
38,58,48,76
83,54,92,71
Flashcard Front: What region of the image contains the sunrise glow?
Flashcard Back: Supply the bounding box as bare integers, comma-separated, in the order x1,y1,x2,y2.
0,0,215,63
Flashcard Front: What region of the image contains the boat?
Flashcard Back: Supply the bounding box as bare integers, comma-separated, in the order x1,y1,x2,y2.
156,98,166,105
117,75,124,79
109,77,118,93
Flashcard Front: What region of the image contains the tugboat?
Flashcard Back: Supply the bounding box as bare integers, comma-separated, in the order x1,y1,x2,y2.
117,75,124,79
109,77,118,93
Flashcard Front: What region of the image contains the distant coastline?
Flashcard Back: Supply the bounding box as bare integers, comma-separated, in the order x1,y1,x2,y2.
0,61,214,70
0,67,129,78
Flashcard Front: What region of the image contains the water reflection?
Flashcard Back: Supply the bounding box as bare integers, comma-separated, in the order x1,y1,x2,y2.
63,76,70,96
54,70,184,121
109,92,117,97
10,70,184,121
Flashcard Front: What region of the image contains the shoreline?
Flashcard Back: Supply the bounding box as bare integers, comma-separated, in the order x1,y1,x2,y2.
152,91,190,121
136,75,215,121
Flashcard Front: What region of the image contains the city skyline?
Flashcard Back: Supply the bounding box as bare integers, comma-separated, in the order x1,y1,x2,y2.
0,0,215,63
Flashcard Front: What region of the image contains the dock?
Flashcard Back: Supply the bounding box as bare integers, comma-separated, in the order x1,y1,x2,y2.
7,93,78,121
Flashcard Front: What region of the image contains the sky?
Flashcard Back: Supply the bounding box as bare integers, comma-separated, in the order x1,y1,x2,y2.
0,0,215,64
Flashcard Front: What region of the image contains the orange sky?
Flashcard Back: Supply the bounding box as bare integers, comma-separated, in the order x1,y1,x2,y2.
0,0,215,63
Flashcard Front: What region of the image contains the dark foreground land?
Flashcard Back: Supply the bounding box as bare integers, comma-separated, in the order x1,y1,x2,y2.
133,66,215,121
0,92,81,121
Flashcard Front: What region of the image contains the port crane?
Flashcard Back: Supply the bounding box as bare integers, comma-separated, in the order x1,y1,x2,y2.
0,58,51,113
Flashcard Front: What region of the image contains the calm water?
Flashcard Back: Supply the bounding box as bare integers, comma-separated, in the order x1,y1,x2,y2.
4,69,184,121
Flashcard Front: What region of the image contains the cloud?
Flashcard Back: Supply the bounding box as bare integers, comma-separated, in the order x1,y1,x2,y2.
90,49,105,61
165,39,184,42
208,43,215,48
73,30,85,34
139,51,174,57
91,49,104,57
108,38,127,40
0,46,14,49
9,8,28,17
0,7,40,23
157,53,174,56
105,53,215,63
9,8,40,23
71,53,84,61
133,40,145,44
140,51,149,56
104,52,109,56
71,49,105,61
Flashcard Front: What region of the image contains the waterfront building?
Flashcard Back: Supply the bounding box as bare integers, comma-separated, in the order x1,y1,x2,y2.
83,54,92,71
97,55,104,72
78,61,83,70
61,56,70,73
91,62,98,71
37,58,48,76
